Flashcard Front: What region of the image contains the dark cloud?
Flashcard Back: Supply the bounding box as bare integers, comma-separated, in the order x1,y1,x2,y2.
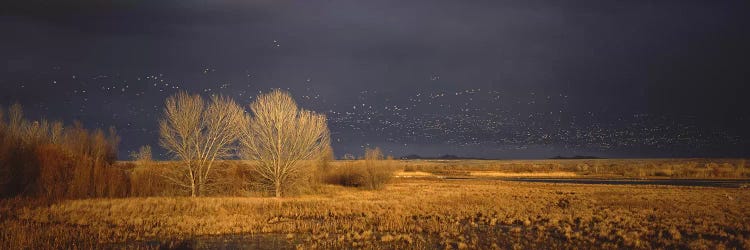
2,0,749,158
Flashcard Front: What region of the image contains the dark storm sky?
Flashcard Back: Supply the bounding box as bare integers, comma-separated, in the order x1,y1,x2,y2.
2,0,749,159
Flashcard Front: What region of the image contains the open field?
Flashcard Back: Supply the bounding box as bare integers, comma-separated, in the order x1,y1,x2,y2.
389,158,750,179
2,175,749,249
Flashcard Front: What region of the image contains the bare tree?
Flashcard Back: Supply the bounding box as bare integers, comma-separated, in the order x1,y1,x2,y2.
159,92,246,197
239,89,330,197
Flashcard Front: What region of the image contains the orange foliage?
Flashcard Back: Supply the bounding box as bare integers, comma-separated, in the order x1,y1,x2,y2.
0,104,129,200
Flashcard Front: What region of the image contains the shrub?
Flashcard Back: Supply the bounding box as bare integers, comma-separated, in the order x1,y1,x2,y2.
204,161,252,196
35,144,73,200
127,162,169,197
0,104,128,200
361,148,395,190
324,148,396,190
324,164,366,188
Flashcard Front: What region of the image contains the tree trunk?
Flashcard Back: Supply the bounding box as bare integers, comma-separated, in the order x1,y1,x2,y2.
191,180,197,197
197,175,202,197
275,181,282,198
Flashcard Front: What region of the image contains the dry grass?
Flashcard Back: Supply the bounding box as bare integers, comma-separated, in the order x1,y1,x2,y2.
398,158,750,179
2,178,749,249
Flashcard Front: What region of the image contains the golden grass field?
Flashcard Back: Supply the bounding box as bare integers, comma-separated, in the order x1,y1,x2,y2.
392,158,750,179
1,159,749,249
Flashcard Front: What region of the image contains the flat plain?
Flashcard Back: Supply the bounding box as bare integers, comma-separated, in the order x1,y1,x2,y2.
1,159,749,249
